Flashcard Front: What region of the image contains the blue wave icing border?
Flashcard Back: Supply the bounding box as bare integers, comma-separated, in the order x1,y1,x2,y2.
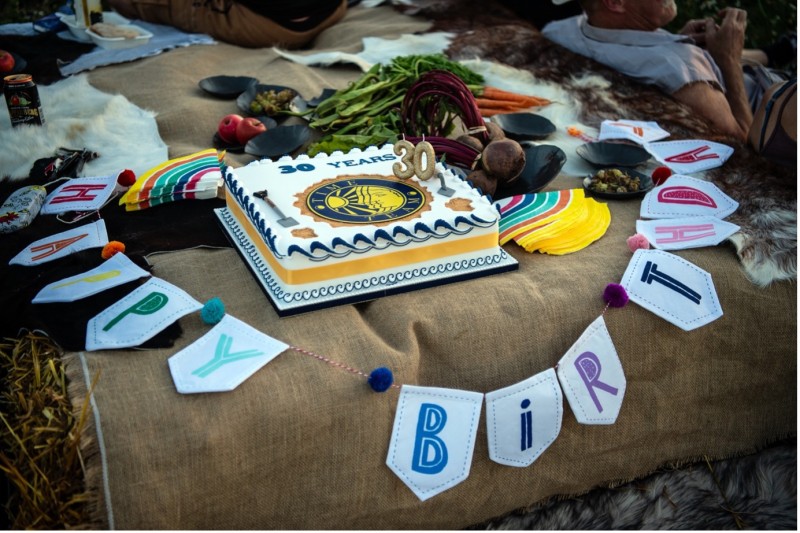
223,162,497,263
219,208,510,304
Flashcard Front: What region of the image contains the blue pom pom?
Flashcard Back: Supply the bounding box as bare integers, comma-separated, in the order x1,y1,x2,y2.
603,283,629,308
201,297,226,324
368,367,394,392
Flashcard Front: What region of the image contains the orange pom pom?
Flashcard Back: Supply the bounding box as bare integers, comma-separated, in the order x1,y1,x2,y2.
101,241,126,259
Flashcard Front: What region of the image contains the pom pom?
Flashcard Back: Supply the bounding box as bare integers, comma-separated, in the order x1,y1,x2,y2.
101,241,125,259
368,367,394,392
626,233,650,252
201,297,225,324
603,283,629,308
117,169,137,187
651,166,672,186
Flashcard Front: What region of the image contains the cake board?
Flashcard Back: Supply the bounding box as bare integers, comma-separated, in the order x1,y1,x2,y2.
215,207,519,316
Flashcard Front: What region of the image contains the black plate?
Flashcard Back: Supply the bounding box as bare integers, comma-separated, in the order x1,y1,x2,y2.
576,141,650,167
306,87,336,107
490,112,556,141
244,123,311,158
212,116,278,153
582,168,653,200
199,75,259,99
237,84,300,119
494,143,566,200
7,52,28,75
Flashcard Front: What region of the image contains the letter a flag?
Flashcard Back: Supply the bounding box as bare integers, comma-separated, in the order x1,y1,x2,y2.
485,368,562,467
40,174,118,215
86,277,202,351
556,316,625,424
168,315,288,393
644,139,733,174
9,219,108,266
386,385,483,501
33,252,150,303
636,216,740,251
640,174,738,220
621,249,722,331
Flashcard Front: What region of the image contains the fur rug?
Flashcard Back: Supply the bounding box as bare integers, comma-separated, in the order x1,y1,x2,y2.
393,0,797,287
470,439,797,530
0,75,167,182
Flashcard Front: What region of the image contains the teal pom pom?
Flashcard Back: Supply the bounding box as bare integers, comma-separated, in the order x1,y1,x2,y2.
201,297,225,324
368,367,394,392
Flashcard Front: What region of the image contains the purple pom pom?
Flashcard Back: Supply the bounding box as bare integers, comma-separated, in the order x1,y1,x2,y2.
368,367,394,392
603,283,629,308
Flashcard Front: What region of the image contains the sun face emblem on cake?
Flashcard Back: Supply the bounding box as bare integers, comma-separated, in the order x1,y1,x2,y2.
296,175,432,226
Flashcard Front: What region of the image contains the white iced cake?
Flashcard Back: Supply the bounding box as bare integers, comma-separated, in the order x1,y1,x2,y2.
219,144,513,311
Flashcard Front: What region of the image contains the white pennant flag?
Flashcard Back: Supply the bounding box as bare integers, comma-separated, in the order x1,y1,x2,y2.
32,252,150,303
640,174,739,220
386,385,483,501
644,139,733,174
41,175,118,215
621,249,722,331
9,219,109,266
598,119,670,144
556,316,626,425
85,277,202,351
168,315,288,394
636,216,740,250
485,368,562,467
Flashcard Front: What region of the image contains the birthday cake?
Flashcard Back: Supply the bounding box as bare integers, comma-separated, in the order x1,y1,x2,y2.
217,144,517,315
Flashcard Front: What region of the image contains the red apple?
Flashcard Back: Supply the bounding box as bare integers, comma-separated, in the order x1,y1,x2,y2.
235,117,268,145
217,114,243,144
0,50,15,74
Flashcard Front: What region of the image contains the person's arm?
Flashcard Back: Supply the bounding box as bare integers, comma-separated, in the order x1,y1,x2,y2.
671,81,748,141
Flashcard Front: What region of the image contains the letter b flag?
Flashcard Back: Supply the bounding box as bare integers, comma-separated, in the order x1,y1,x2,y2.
386,385,483,501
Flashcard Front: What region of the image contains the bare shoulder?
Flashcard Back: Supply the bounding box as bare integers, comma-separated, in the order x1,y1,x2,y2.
672,81,745,140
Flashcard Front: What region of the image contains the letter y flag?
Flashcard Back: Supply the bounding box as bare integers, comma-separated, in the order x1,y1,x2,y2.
386,385,483,501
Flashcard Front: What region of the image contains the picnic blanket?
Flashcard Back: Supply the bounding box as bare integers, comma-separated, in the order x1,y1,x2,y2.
1,2,795,529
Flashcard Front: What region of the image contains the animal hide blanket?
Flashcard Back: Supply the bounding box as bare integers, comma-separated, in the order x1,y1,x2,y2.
392,0,797,287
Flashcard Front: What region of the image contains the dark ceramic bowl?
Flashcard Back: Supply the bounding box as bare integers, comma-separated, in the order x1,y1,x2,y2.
237,84,300,119
199,75,259,99
490,112,556,141
244,123,311,159
576,141,650,167
582,168,653,200
494,143,567,200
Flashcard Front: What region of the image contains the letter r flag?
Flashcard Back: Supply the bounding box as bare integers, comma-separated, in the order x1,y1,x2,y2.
386,385,483,501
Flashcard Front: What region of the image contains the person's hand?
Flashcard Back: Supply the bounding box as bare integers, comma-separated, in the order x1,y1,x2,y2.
704,7,747,69
679,17,716,47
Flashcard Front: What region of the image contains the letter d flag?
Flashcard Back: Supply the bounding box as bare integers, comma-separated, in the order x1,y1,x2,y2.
386,385,483,501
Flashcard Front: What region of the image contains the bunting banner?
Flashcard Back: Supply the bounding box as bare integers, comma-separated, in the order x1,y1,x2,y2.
168,314,288,394
620,249,722,331
386,385,483,501
485,368,562,467
119,149,223,211
598,119,670,144
9,219,108,266
496,190,610,254
86,277,202,351
556,316,625,425
640,174,739,220
40,174,118,215
636,216,740,250
644,140,733,174
32,252,150,303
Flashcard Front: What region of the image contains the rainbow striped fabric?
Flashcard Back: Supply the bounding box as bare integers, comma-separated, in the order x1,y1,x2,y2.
496,189,610,255
119,149,224,211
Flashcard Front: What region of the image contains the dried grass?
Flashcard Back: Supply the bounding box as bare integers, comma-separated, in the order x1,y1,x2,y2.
0,333,92,529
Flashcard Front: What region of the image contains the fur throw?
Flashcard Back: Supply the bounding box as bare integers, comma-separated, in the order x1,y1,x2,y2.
393,0,797,286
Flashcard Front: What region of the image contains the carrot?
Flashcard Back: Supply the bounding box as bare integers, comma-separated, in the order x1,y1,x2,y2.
474,98,527,109
479,86,551,107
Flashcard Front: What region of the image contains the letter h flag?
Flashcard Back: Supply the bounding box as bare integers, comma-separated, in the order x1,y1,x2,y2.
386,385,483,501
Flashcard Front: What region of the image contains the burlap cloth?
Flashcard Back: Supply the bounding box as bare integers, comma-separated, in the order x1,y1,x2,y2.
60,5,797,529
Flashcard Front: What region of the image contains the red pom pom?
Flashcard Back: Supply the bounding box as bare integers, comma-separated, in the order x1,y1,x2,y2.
651,166,672,186
101,241,126,259
603,283,629,308
117,169,136,187
627,233,650,252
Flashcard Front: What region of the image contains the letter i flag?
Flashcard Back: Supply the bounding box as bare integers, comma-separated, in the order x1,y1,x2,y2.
386,385,483,501
40,174,118,215
620,249,722,331
168,314,288,394
556,316,625,425
9,219,109,266
85,277,202,351
485,368,562,467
